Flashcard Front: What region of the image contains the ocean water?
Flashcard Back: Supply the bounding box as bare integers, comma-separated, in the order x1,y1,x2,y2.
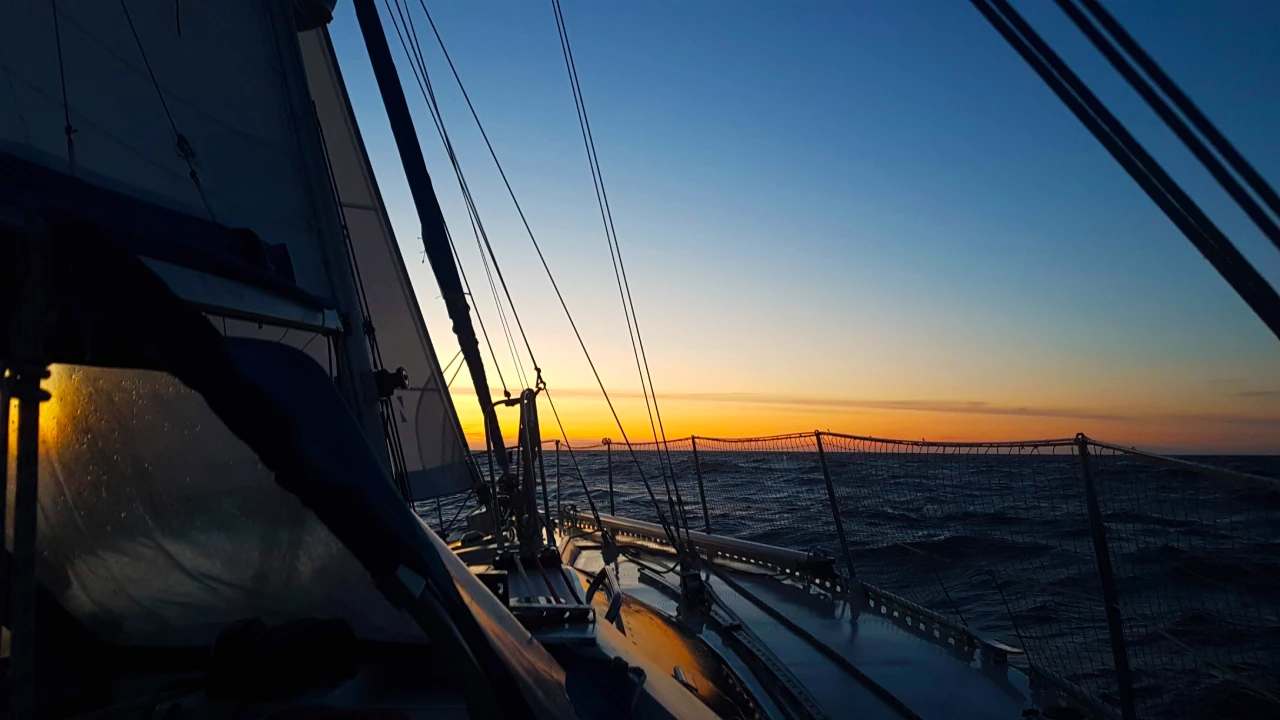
424,448,1280,719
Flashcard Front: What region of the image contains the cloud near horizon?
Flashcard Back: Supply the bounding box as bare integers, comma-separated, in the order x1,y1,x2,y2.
531,388,1280,427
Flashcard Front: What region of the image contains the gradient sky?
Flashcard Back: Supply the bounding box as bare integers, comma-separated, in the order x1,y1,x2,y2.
328,1,1280,453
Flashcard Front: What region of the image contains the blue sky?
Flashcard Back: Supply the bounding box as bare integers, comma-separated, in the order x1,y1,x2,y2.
328,1,1280,452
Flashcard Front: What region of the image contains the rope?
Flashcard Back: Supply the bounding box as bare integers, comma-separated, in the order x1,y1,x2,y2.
549,0,692,546
414,0,686,553
621,546,679,575
118,0,214,221
437,488,475,539
896,541,968,627
50,0,76,173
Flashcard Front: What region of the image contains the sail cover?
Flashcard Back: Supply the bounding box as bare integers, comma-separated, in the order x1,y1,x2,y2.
32,363,424,646
299,27,473,498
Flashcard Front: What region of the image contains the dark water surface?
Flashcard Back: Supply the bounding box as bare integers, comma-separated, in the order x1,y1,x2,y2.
424,447,1280,719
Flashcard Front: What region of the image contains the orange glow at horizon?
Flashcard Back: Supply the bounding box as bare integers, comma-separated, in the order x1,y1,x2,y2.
446,384,1280,455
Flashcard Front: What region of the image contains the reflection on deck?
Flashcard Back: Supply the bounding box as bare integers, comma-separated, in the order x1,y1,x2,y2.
568,534,1064,720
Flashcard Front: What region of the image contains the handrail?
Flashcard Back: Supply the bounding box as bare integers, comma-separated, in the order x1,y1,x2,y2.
537,432,1083,451
537,428,1278,720
1085,437,1279,488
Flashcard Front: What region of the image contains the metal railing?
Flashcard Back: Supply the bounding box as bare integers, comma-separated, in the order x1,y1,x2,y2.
531,430,1279,720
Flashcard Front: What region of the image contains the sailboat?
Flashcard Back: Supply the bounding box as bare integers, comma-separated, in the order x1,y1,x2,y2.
1,1,1276,719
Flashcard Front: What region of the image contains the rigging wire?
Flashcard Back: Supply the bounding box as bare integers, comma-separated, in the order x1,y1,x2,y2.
549,0,692,546
396,1,538,389
414,0,686,554
447,357,466,387
118,0,214,221
451,226,511,395
0,64,303,227
1072,0,1280,239
542,389,608,535
549,0,666,500
385,0,530,394
1052,0,1280,253
970,0,1280,342
466,204,530,392
0,39,33,143
438,488,475,539
450,222,512,395
313,100,416,501
50,0,76,173
398,0,531,392
441,348,463,376
382,0,514,396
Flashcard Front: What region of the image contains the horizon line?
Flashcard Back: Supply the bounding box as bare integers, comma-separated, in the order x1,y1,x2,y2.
453,386,1280,426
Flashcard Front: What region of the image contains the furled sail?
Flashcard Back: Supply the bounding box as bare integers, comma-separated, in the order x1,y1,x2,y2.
299,27,474,498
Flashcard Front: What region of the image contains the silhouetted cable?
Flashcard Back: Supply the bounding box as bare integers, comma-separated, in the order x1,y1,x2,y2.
396,1,532,391
314,96,417,497
441,348,463,376
550,0,692,543
1053,0,1280,253
119,0,214,221
415,0,686,551
1074,0,1280,234
384,0,516,395
971,0,1280,342
542,390,606,536
51,1,76,172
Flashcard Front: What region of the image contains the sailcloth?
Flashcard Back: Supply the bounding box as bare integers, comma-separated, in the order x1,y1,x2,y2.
0,2,343,311
299,27,474,498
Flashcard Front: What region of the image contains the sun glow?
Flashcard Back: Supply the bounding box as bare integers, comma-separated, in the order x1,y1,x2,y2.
445,383,1280,454
4,365,70,455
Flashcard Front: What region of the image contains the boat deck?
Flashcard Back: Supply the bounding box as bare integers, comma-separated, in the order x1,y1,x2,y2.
572,540,1050,720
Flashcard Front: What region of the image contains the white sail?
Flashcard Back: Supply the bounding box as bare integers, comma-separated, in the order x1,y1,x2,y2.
0,1,344,325
0,0,387,450
299,27,473,498
0,0,418,647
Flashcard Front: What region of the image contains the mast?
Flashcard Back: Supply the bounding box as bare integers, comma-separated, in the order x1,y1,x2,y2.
350,0,508,469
